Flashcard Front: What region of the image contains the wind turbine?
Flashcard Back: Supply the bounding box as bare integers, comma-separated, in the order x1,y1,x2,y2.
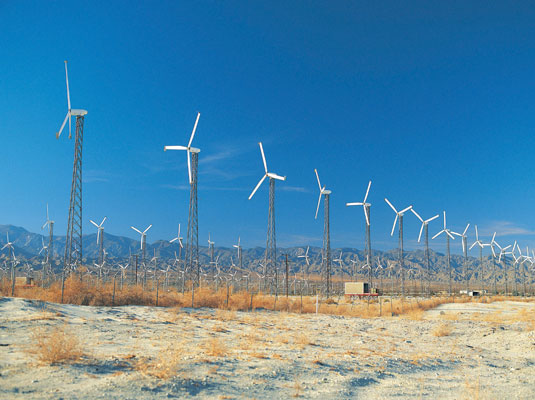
496,241,512,295
56,60,88,273
131,225,152,265
208,233,215,265
315,169,332,298
469,225,486,292
411,208,439,295
384,198,412,298
2,233,16,296
298,246,310,267
90,217,107,265
41,203,55,275
233,237,243,271
488,232,499,294
346,180,373,285
164,112,202,287
432,211,456,296
249,142,286,291
170,223,184,265
452,223,470,294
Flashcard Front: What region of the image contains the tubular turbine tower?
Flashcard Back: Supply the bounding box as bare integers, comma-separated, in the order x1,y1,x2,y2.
55,61,88,274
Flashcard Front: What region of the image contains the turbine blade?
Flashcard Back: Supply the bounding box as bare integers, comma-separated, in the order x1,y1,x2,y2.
432,230,444,240
96,230,100,245
90,220,98,228
259,142,268,173
68,112,71,139
131,226,142,234
64,61,70,110
346,202,363,206
314,169,322,191
363,180,371,203
411,208,424,222
315,191,322,219
425,214,440,223
188,112,201,148
446,231,455,240
463,223,470,236
475,225,479,240
268,172,286,181
400,205,412,214
187,151,192,184
56,112,69,139
164,145,188,151
384,198,397,213
101,216,107,226
417,223,424,243
248,175,267,200
391,214,398,236
144,225,152,233
443,211,447,230
363,205,370,226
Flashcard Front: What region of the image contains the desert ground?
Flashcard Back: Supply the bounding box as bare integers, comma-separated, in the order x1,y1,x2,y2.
1,297,534,399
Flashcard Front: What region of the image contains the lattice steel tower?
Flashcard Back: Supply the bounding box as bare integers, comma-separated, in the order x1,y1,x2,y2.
64,116,84,270
186,152,200,285
265,178,277,288
55,61,87,273
322,193,331,297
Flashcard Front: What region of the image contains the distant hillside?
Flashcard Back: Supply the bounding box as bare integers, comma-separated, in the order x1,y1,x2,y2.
0,224,511,284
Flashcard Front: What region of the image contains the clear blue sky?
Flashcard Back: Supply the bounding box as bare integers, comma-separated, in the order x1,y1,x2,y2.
1,1,535,255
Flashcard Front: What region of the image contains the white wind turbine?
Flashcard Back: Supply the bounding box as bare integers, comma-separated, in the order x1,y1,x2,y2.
249,142,286,290
131,225,152,264
170,223,184,253
384,198,412,298
233,237,243,271
346,180,373,284
452,223,470,293
298,246,310,266
469,225,486,291
164,112,202,288
432,211,456,296
42,203,55,269
411,208,439,294
315,169,332,298
208,233,215,265
90,217,107,265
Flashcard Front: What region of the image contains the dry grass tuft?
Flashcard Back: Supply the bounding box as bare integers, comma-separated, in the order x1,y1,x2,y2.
203,337,229,357
28,325,84,364
432,323,453,337
136,340,188,379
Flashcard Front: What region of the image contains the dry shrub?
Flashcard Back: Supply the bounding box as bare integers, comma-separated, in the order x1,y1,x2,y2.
295,333,314,348
432,323,453,337
403,309,424,320
136,340,188,379
29,325,84,364
203,337,229,357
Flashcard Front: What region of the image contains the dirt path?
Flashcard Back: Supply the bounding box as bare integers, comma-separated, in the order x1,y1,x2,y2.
1,297,534,399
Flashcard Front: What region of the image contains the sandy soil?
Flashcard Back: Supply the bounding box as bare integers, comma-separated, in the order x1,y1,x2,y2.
1,297,534,399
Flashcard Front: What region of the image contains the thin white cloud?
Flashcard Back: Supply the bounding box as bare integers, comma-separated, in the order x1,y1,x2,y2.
279,186,310,193
479,221,535,237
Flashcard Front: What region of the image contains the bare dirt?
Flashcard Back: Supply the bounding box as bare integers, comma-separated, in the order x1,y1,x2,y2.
1,297,534,399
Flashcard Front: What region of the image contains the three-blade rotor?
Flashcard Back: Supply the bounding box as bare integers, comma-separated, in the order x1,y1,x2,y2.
90,217,107,244
131,225,152,250
169,223,183,248
248,142,286,200
384,198,412,236
56,61,87,140
164,112,201,184
346,180,372,225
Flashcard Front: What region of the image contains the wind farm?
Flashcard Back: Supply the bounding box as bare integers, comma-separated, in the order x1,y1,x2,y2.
2,2,535,399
